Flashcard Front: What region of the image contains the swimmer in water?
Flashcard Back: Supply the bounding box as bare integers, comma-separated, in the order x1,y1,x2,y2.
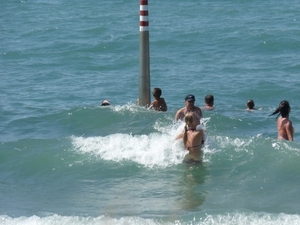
269,100,294,141
175,94,202,125
149,87,167,111
176,112,204,164
246,99,255,111
203,94,214,110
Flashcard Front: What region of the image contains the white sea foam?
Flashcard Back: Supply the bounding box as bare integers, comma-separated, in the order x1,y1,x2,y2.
71,123,186,168
1,212,300,225
71,117,213,168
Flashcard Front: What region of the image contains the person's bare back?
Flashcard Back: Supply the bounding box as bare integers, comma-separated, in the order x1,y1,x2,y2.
150,98,167,111
149,88,167,111
175,112,204,163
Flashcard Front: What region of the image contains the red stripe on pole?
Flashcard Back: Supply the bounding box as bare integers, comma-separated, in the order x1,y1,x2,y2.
140,0,149,30
140,11,148,16
140,0,148,5
140,21,149,26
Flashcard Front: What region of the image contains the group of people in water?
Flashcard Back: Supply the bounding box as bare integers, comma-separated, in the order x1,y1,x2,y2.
173,94,293,164
102,87,294,164
149,88,294,164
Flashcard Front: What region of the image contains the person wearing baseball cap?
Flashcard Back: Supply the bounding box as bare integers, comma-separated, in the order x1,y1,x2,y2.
175,94,202,124
185,94,196,102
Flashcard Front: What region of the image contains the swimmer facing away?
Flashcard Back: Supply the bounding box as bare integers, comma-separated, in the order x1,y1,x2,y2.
176,112,204,164
269,100,294,141
149,87,167,111
203,95,214,110
246,99,255,110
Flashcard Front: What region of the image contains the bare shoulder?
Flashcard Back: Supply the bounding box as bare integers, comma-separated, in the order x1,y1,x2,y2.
195,106,202,112
158,98,167,106
286,119,293,127
177,107,185,112
196,129,204,135
152,100,159,106
175,107,185,115
194,106,203,117
175,107,185,120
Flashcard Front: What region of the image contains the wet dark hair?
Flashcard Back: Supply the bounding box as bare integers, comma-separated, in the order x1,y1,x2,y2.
205,95,214,105
269,100,290,119
152,88,162,97
247,99,255,109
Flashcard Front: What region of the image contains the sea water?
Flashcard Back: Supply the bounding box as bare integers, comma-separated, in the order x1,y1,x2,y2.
1,0,300,224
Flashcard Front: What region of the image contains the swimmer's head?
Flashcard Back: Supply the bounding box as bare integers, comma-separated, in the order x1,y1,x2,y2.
185,94,196,102
152,87,162,98
270,100,290,118
205,95,214,106
247,99,255,109
101,100,110,106
185,112,197,126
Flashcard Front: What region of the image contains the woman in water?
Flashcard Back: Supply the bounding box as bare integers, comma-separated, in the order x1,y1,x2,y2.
269,100,294,141
176,112,204,163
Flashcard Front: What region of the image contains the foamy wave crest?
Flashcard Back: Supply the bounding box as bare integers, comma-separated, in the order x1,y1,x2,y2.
1,212,300,225
110,102,141,113
198,212,300,225
70,117,212,168
71,129,186,168
0,215,162,225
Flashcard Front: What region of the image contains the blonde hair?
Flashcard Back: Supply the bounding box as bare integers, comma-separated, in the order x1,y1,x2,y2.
183,112,194,147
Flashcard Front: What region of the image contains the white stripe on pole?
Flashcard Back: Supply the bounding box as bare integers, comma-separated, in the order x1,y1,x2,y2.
140,0,149,32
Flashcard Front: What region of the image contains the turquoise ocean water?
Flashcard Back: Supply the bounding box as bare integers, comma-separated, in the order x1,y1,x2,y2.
1,0,300,224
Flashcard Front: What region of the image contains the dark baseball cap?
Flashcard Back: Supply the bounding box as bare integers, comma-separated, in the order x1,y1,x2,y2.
185,94,196,101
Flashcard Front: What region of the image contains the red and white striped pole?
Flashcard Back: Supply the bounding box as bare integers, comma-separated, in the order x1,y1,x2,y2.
139,0,149,32
138,0,150,106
